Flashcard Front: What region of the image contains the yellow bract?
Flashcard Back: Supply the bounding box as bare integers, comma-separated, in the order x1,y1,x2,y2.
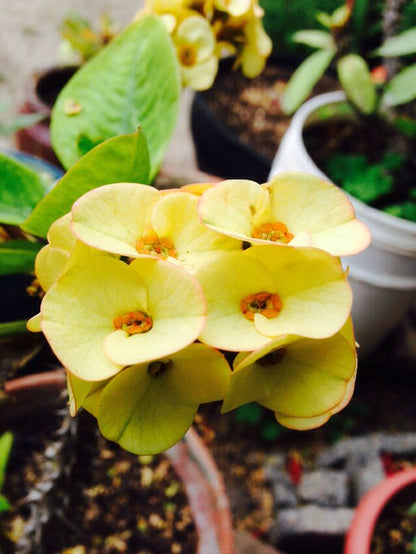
40,256,206,381
71,182,241,273
198,172,371,256
196,245,352,351
222,320,357,430
173,15,218,90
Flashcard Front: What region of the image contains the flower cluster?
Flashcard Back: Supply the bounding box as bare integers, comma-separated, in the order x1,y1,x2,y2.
135,0,273,89
28,172,370,454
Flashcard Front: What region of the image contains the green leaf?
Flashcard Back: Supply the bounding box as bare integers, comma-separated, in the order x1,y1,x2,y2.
382,64,416,107
97,364,197,455
0,432,13,491
316,12,333,29
0,320,30,337
0,153,49,225
325,154,395,204
385,201,416,223
0,240,41,275
51,15,180,180
0,111,48,136
394,116,416,138
234,403,263,424
375,28,416,57
292,30,335,50
331,4,351,27
337,54,377,114
0,494,11,513
22,130,150,238
282,49,335,114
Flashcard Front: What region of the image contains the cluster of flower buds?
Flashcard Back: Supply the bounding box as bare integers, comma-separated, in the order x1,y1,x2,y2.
135,0,273,89
28,172,370,454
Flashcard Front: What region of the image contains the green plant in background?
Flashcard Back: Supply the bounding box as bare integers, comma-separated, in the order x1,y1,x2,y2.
325,152,404,203
280,0,416,222
0,432,13,513
260,0,381,57
58,12,118,65
282,0,416,115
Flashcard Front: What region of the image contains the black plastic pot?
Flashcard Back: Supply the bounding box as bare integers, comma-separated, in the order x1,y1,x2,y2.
191,90,272,182
191,56,338,183
15,65,79,167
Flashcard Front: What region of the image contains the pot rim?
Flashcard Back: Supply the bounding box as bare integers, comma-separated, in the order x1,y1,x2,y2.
277,90,416,236
344,467,416,554
167,426,235,554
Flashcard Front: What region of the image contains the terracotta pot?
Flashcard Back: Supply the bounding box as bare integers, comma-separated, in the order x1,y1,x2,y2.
15,66,79,167
2,371,235,553
167,427,235,554
344,467,416,554
270,91,416,357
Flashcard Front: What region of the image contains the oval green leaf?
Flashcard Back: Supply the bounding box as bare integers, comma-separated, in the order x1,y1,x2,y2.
51,15,180,180
0,153,48,225
282,49,335,115
22,130,150,238
0,240,41,275
337,54,377,114
375,28,416,57
381,64,416,107
292,30,335,50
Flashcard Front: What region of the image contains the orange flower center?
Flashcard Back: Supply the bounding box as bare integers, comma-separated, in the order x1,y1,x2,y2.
113,311,153,335
178,45,197,67
252,222,294,244
240,292,282,321
135,235,177,259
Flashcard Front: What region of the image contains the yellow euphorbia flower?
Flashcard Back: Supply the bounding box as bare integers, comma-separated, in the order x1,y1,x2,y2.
40,256,206,381
222,319,357,430
71,182,241,273
172,15,218,90
27,213,107,333
214,0,252,17
198,172,371,256
68,343,231,454
195,245,352,352
239,12,273,77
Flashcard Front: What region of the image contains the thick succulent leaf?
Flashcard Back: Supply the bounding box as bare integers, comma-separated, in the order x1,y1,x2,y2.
375,28,416,57
282,49,335,115
337,54,376,114
0,240,41,275
22,131,150,238
51,15,180,179
381,64,416,107
97,363,197,454
0,153,48,225
292,30,335,50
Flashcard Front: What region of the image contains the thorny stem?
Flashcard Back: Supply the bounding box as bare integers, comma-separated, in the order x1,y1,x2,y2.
382,0,405,79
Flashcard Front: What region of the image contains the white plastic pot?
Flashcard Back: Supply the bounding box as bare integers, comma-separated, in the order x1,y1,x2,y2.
270,91,416,357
